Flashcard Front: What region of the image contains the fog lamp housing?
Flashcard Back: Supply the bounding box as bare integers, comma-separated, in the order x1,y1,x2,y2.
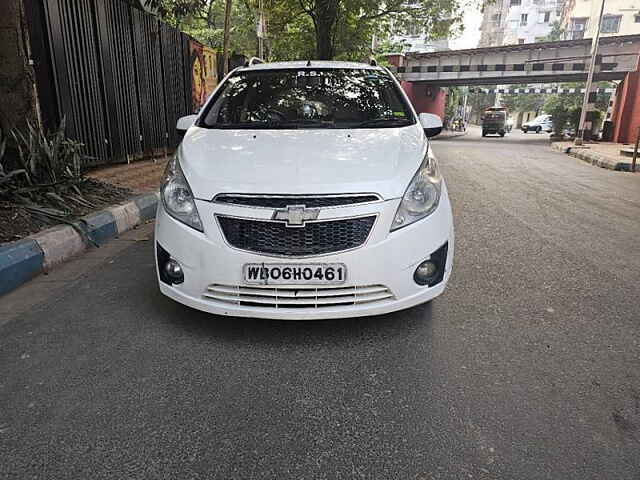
164,259,184,284
414,261,438,285
414,242,449,287
157,242,184,285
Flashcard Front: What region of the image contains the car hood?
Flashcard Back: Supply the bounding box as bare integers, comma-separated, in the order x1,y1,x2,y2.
179,125,427,200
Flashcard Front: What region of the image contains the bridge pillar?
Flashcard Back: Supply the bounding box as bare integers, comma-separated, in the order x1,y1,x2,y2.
610,67,640,144
400,82,447,121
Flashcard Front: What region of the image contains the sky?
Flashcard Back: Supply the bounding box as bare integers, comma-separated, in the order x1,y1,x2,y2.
450,4,483,50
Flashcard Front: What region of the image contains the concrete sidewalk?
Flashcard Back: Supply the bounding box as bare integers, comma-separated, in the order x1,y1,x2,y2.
551,141,638,172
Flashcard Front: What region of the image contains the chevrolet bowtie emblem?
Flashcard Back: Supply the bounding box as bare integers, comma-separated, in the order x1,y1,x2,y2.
272,205,320,227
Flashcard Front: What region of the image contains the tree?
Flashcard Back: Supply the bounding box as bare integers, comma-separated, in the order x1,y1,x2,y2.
144,0,466,61
142,0,208,28
500,87,546,116
542,82,612,135
285,0,466,60
541,20,565,42
543,95,580,135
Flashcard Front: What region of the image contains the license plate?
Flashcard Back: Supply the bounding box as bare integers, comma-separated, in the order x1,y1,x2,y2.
243,263,347,285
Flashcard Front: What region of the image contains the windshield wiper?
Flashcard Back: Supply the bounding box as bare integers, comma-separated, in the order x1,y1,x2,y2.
275,119,336,129
202,120,336,129
352,118,413,128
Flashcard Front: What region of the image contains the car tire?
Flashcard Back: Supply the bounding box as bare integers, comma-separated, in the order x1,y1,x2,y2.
499,132,505,137
536,126,542,133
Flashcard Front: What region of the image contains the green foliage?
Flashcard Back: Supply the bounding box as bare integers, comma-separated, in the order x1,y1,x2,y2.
500,87,545,115
445,87,461,121
543,95,579,134
145,0,465,61
0,120,96,225
540,21,564,42
542,82,611,134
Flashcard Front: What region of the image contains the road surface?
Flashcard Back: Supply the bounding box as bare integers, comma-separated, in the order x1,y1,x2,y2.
1,129,639,479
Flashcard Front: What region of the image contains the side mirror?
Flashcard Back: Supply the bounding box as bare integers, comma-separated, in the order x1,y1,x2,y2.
176,115,198,133
419,113,443,138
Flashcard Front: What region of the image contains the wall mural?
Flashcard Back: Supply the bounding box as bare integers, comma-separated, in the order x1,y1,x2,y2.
189,40,218,112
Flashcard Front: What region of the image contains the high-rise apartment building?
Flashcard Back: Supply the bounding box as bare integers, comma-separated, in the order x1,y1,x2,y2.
561,0,640,40
479,0,566,47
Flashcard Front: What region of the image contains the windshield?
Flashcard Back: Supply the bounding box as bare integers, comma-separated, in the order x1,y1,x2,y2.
199,68,415,129
485,111,506,120
533,115,550,122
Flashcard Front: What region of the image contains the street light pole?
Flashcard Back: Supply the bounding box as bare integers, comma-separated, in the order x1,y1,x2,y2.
575,0,606,145
222,0,233,75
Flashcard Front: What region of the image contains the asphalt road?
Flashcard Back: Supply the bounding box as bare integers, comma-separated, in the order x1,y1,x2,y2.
1,128,639,479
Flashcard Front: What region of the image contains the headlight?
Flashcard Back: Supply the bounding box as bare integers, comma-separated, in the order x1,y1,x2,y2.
161,152,203,232
391,149,442,231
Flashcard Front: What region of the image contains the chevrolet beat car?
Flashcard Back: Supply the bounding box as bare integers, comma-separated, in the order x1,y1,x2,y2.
155,61,454,320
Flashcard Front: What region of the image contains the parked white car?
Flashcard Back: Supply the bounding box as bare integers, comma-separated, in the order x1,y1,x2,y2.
522,114,553,133
155,61,454,320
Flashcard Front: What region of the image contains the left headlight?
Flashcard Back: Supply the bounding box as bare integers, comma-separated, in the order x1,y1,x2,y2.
391,149,442,232
161,152,204,232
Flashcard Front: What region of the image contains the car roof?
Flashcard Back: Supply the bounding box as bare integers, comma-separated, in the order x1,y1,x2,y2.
236,60,383,72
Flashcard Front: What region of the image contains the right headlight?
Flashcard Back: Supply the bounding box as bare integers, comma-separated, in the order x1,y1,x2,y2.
391,150,442,232
161,152,204,232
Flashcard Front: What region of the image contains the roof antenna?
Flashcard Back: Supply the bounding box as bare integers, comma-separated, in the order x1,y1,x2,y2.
306,59,312,67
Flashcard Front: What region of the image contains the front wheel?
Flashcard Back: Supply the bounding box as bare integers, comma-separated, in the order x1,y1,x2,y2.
482,131,487,137
536,126,542,134
499,132,505,137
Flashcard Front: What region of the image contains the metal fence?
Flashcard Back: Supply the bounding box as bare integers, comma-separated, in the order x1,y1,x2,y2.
31,0,194,168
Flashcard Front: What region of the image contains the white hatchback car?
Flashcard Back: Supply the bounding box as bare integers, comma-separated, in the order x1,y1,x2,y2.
522,114,553,133
155,61,454,320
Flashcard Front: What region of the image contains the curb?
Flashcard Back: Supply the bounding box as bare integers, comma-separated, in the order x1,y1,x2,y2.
0,192,159,296
433,130,468,141
551,143,634,171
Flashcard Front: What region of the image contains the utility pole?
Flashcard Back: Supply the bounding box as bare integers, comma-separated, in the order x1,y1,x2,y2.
222,0,233,75
575,0,606,145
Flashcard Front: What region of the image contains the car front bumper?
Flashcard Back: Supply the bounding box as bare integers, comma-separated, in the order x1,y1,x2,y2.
155,188,454,320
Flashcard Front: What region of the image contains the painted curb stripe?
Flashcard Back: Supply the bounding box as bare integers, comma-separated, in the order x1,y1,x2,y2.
30,225,85,271
135,193,160,221
1,193,159,296
76,210,118,246
0,239,44,296
109,203,141,235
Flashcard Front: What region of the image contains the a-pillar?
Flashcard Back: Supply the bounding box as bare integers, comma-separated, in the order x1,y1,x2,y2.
610,66,640,144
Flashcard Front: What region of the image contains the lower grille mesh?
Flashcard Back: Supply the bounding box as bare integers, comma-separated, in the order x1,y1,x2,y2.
203,284,394,309
217,216,376,256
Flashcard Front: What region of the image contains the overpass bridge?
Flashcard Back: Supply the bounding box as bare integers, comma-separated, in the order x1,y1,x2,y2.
387,35,640,143
388,35,640,86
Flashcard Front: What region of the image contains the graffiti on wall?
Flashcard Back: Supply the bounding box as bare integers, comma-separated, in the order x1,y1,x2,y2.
189,40,218,112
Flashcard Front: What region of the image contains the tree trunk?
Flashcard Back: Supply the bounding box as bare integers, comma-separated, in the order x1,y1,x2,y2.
312,0,339,60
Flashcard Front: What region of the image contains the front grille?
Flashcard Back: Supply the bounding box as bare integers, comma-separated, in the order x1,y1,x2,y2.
203,284,394,309
214,194,381,208
217,216,376,256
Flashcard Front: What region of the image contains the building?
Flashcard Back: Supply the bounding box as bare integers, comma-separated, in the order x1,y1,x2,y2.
389,20,451,53
562,0,640,40
479,0,508,47
387,1,451,53
479,0,566,47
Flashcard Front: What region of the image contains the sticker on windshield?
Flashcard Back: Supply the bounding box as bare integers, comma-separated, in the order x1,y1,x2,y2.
393,111,406,117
